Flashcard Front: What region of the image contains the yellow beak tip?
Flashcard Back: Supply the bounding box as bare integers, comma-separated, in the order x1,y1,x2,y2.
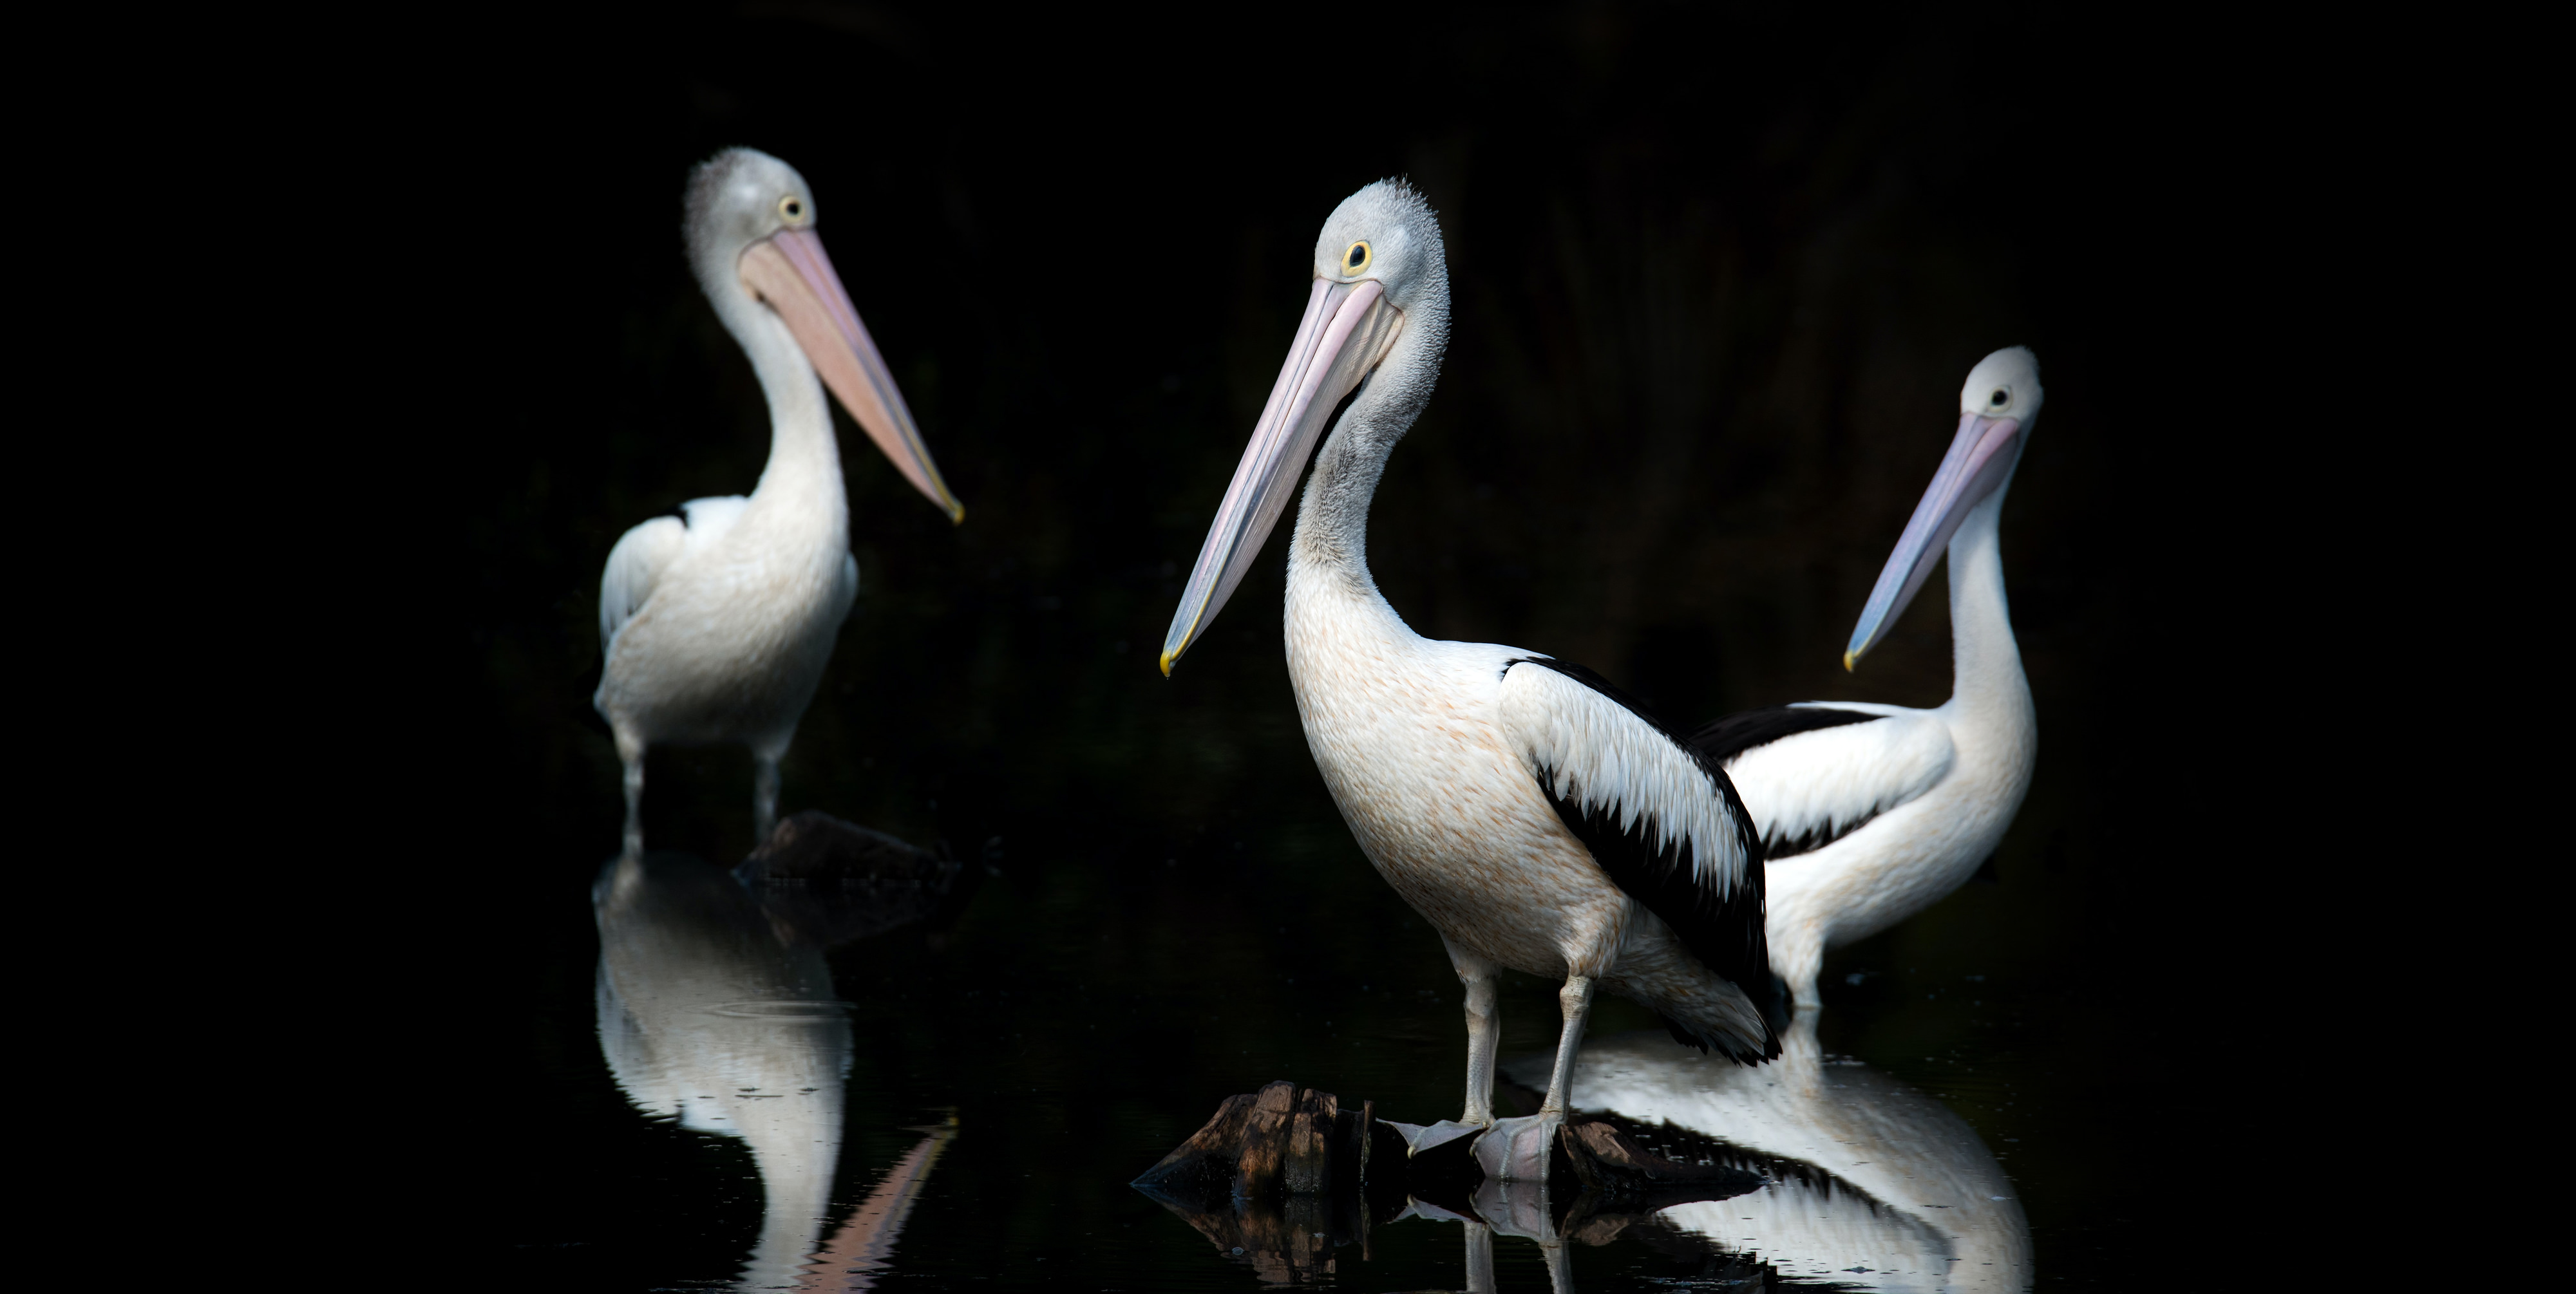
1158,648,1177,677
947,502,966,525
1842,650,1859,672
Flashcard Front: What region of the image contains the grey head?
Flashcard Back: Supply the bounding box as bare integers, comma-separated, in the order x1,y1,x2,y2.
1959,345,2043,427
1159,179,1454,672
684,147,820,331
1310,179,1452,341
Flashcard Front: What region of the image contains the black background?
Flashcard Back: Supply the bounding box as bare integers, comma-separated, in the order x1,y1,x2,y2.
406,1,2300,1284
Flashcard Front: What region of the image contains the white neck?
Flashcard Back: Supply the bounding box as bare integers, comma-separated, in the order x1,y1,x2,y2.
713,285,848,546
1940,479,2030,724
1286,316,1444,642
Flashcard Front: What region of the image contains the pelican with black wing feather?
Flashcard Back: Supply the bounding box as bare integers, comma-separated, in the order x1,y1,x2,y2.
1692,347,2043,1013
1162,182,1779,1179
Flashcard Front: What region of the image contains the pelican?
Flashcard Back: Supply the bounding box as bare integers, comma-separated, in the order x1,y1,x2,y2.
1689,348,2041,1012
1162,182,1778,1177
596,148,963,856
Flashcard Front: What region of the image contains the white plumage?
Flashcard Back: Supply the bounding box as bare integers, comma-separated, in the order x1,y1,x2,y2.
594,149,960,857
1502,660,1755,896
594,852,851,1287
1164,182,1777,1180
598,496,755,648
1724,704,1955,854
1503,1021,2031,1291
1700,348,2043,1011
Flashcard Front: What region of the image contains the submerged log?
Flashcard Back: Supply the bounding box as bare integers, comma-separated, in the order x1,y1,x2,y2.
1136,1081,1764,1280
1132,1082,1387,1283
1132,1080,1375,1203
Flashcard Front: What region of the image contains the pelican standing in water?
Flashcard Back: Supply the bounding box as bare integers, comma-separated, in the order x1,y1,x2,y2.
1162,182,1777,1177
596,149,963,857
1690,348,2041,1011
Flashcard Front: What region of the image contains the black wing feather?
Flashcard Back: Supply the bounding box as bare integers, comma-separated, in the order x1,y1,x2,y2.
1689,704,1888,860
1687,704,1882,764
1503,657,1777,1058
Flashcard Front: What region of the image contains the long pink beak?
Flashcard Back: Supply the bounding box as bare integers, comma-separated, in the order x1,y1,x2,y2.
739,229,964,523
1160,277,1400,673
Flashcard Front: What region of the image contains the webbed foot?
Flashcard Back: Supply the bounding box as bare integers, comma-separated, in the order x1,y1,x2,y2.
1471,1111,1560,1181
1382,1117,1486,1156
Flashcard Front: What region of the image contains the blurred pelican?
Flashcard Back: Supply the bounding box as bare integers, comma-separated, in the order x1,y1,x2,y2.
1692,348,2042,1011
1162,182,1776,1179
596,148,963,856
1505,1018,2032,1290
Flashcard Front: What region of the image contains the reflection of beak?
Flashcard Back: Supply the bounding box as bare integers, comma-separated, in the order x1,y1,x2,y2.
739,229,965,523
1160,278,1401,674
1844,412,2022,670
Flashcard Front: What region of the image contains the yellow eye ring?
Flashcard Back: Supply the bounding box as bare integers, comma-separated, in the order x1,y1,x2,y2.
1341,240,1372,275
778,194,809,225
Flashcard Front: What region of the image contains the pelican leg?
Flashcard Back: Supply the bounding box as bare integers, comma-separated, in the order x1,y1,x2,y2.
1446,938,1502,1125
1473,975,1595,1181
1462,973,1500,1125
1776,917,1827,1013
614,729,647,858
1463,1219,1495,1294
1540,975,1595,1116
1541,1230,1573,1294
753,753,781,845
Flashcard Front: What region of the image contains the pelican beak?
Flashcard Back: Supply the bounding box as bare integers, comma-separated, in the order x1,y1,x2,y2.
1844,411,2022,669
1160,277,1401,674
739,229,965,523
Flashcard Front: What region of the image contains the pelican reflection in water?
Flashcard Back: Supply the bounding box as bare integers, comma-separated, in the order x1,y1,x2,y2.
1144,1020,2025,1289
594,823,960,1289
1501,1015,2031,1290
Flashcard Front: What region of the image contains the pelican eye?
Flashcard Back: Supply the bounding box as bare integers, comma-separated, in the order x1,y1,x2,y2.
1343,240,1372,274
1989,388,2009,407
779,195,808,224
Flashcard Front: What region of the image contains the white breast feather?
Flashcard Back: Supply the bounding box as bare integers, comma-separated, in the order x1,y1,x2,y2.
1722,704,1955,850
1495,662,1750,897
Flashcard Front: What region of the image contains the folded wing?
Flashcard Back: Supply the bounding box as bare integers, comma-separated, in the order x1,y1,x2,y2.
1497,657,1768,1001
598,496,752,651
1695,702,1954,859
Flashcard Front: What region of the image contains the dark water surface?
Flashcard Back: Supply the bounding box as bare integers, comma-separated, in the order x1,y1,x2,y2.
493,768,2157,1292
438,5,2245,1288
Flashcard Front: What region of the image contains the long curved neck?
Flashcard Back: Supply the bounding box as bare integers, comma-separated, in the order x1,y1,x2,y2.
692,239,849,541
1943,481,2028,719
1287,315,1444,636
733,310,846,516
